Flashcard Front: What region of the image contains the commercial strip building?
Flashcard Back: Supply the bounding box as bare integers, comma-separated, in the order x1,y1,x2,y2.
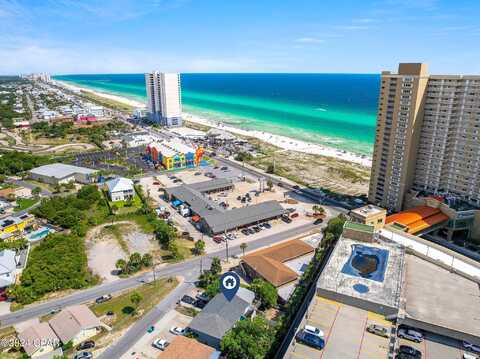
316,209,480,345
165,179,285,235
145,72,182,126
188,287,255,349
241,239,315,302
146,139,205,170
369,63,480,212
29,163,98,185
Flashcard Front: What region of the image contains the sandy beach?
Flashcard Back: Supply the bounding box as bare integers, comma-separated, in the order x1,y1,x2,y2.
55,80,372,167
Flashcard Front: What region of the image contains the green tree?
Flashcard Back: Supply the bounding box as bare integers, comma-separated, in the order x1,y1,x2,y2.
115,258,127,273
168,241,183,260
130,291,143,313
266,179,273,191
210,257,222,275
312,205,325,216
250,278,278,309
141,253,153,267
240,243,248,257
111,204,118,215
205,277,220,299
221,316,275,359
266,163,275,174
127,252,142,273
31,186,42,197
194,240,206,255
53,184,61,194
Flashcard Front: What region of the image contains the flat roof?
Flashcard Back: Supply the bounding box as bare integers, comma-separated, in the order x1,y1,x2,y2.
166,185,224,218
317,238,405,310
344,221,374,234
351,205,386,218
204,200,285,234
188,178,234,193
403,254,480,340
30,163,97,179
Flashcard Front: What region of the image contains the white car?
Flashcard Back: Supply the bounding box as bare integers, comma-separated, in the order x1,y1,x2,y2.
152,338,169,350
304,325,324,338
463,353,479,359
170,326,186,336
463,341,480,354
397,328,423,343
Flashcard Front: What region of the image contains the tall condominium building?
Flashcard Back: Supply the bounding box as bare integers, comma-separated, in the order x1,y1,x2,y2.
145,72,182,126
369,63,480,212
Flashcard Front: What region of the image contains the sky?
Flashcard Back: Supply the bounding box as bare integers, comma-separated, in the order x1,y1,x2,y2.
0,0,479,75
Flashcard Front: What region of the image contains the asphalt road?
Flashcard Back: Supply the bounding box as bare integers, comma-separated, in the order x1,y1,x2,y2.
0,222,317,329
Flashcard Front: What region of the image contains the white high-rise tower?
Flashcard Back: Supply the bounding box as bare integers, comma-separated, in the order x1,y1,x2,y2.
145,72,182,126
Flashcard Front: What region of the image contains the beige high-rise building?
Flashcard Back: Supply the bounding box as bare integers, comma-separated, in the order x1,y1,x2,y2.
369,63,480,212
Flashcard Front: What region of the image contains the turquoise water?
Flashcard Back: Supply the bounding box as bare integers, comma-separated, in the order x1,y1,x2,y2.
53,73,380,155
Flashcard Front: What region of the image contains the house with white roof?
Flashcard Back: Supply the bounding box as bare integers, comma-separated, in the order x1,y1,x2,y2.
29,163,98,185
106,177,134,202
0,250,17,288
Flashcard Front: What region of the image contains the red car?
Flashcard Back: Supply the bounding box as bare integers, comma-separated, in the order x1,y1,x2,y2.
291,213,299,218
213,236,224,243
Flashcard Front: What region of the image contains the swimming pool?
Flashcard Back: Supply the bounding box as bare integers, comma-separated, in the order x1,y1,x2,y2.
341,244,389,282
26,227,55,242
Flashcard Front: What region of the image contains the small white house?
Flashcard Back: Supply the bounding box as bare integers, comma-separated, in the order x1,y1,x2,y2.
106,177,135,202
0,249,17,288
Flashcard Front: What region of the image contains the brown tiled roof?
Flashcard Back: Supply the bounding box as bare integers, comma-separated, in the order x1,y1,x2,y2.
159,336,216,359
242,239,314,287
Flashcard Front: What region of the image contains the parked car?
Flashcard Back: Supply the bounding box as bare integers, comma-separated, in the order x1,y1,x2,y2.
194,299,207,309
170,327,186,336
181,295,195,305
194,172,202,176
295,330,325,350
106,311,114,316
463,342,480,354
152,338,169,350
396,354,418,359
241,229,250,235
262,222,272,229
286,208,296,213
95,294,112,304
221,166,228,170
281,216,292,223
147,325,155,333
153,181,160,185
304,325,324,338
398,328,423,343
252,226,261,233
398,345,422,358
73,352,92,359
290,213,299,219
195,292,210,302
213,235,224,243
293,185,300,190
247,227,256,234
463,353,479,359
76,341,95,351
366,324,389,338
314,218,324,225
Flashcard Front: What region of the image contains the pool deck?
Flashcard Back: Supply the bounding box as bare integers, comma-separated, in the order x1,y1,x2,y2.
317,237,405,312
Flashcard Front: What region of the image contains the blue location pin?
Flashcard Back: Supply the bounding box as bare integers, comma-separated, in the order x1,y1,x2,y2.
220,271,240,301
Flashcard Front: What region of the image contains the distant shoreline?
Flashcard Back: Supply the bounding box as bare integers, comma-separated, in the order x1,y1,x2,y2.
54,80,372,167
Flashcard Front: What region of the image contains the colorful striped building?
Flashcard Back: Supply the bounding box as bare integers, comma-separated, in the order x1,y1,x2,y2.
146,140,204,170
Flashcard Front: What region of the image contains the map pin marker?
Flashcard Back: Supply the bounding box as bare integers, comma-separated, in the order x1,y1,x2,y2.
220,271,240,302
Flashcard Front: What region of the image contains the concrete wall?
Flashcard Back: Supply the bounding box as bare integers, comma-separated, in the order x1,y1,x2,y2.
316,288,398,317
400,317,480,346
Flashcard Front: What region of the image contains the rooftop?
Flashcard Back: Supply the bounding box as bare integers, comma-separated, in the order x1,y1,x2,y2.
403,254,480,341
30,163,97,179
351,205,386,218
242,239,315,287
159,336,220,359
317,237,405,310
386,206,449,234
344,221,375,234
106,177,134,193
18,322,59,356
49,305,101,343
188,287,254,341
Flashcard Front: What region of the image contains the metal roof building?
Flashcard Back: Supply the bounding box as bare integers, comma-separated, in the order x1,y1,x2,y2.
29,163,98,185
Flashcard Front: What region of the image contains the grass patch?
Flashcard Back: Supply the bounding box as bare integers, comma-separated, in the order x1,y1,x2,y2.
109,194,142,215
175,305,199,317
90,278,178,331
13,197,38,211
158,238,194,263
101,224,131,254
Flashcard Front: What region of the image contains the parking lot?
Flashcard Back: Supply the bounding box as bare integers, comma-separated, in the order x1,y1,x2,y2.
288,297,391,359
397,330,464,359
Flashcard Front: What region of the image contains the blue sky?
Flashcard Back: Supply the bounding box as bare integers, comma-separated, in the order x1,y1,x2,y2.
0,0,479,74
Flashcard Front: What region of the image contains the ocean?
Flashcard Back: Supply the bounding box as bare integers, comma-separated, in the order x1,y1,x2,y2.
53,73,380,156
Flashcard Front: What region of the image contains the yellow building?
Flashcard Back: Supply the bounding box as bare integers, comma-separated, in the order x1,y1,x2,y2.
350,205,387,230
0,213,35,241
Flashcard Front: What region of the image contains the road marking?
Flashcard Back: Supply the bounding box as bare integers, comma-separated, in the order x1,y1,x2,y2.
319,301,341,359
356,313,369,359
290,350,310,359
367,312,391,327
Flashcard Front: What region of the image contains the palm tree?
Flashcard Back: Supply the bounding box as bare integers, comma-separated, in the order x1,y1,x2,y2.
115,258,127,274
240,242,248,257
